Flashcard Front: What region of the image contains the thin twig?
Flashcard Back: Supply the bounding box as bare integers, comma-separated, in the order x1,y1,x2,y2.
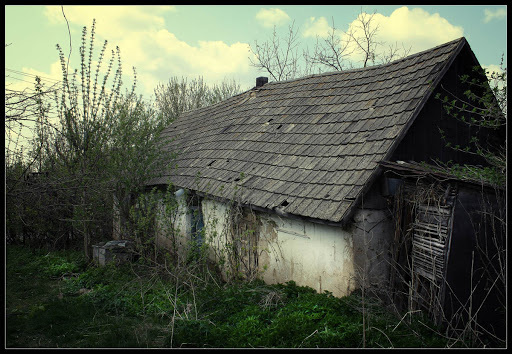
299,329,318,348
369,326,394,348
61,6,72,77
392,310,422,332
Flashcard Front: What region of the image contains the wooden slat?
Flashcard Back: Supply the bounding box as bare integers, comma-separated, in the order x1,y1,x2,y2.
412,260,444,280
412,249,444,265
417,204,451,215
413,221,448,234
410,200,450,286
412,254,444,271
413,234,446,249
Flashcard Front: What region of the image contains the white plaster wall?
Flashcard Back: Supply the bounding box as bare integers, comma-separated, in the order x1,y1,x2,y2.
200,198,230,264
154,190,191,255
154,194,232,265
153,193,392,298
198,200,358,296
258,213,356,298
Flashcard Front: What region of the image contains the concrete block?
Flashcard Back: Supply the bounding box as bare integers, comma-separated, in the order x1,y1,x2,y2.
92,240,135,266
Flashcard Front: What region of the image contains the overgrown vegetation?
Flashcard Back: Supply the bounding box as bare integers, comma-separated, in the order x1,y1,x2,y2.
423,61,506,346
6,12,506,350
434,58,506,188
5,18,241,256
5,19,165,255
7,245,453,348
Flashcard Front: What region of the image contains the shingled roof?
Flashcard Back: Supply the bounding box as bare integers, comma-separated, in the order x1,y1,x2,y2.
149,37,471,225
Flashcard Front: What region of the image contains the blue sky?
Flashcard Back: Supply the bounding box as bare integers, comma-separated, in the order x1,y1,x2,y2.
5,5,507,100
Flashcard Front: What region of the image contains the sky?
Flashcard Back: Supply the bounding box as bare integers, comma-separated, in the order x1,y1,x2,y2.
5,5,507,102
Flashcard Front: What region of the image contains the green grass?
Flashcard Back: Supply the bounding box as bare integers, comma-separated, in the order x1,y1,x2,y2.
6,245,451,348
6,246,170,347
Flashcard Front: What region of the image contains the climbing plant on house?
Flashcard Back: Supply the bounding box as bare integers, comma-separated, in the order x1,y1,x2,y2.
435,58,506,187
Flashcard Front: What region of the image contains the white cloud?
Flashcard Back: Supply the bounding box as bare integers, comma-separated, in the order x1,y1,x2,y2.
482,63,505,85
113,29,253,95
483,64,503,74
341,7,464,65
303,17,333,38
365,7,463,51
42,5,255,97
44,5,173,40
24,62,63,85
301,7,464,68
484,8,507,23
256,8,291,28
5,61,64,94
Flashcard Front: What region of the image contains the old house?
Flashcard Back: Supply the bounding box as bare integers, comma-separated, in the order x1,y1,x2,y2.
140,37,504,335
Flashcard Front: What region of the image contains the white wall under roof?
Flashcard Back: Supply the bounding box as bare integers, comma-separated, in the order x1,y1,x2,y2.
154,192,392,298
258,212,357,297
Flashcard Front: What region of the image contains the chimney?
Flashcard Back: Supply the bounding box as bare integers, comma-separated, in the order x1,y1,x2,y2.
256,76,268,88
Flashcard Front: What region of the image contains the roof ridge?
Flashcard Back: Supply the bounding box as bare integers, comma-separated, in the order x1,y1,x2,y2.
262,37,466,86
178,88,251,116
180,38,467,116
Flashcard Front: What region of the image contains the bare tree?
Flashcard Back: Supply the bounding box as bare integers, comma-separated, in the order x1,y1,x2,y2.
346,10,381,68
250,9,412,81
154,76,242,122
5,74,61,185
380,42,412,65
249,21,304,81
304,17,355,72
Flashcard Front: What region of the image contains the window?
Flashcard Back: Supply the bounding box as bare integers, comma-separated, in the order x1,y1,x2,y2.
190,205,204,246
187,193,204,250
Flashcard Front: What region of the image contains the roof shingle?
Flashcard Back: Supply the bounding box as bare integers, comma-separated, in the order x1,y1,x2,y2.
150,37,467,224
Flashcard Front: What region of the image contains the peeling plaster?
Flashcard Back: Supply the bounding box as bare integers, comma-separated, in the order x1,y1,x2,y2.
153,192,391,298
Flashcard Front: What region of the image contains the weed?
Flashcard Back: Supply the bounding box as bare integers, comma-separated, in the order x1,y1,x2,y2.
7,245,452,348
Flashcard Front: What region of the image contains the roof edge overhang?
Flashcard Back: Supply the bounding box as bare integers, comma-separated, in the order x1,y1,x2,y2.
194,188,349,229
149,182,350,229
379,160,505,192
338,37,470,225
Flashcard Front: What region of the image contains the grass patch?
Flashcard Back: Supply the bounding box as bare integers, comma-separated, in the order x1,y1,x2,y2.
6,245,454,348
6,245,170,347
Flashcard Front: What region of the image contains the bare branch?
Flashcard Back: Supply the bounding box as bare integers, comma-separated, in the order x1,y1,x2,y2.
249,21,303,81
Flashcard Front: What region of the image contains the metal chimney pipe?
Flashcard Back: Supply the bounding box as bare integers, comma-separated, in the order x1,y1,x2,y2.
256,77,268,87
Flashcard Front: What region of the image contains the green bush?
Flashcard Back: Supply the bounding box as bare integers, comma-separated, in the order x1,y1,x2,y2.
41,251,88,278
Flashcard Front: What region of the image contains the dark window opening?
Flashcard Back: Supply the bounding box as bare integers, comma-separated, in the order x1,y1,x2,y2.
189,205,204,251
187,194,204,249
